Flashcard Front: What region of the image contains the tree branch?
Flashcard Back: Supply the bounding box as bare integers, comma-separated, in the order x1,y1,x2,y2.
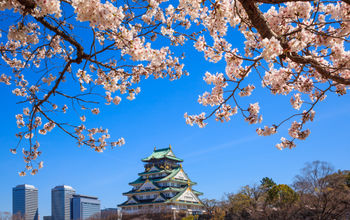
255,0,311,3
239,0,350,85
255,0,350,5
35,17,86,63
238,0,276,39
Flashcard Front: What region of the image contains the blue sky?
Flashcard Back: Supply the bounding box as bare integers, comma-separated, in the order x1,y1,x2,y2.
1,4,350,218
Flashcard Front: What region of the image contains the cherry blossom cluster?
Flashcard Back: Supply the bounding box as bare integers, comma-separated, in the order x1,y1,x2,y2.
1,0,192,174
72,0,124,30
1,0,350,174
33,0,62,17
182,0,350,150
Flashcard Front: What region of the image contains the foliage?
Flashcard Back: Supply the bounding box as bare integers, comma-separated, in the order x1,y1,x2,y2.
260,177,276,191
1,1,350,173
119,210,190,220
346,172,350,187
202,161,350,220
0,212,13,220
182,215,199,220
266,184,298,208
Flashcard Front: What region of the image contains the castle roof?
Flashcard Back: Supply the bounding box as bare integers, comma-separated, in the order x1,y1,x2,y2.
141,147,183,162
119,186,204,207
129,168,197,186
123,186,203,196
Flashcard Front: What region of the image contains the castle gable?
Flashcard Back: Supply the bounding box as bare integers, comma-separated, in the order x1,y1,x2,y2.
153,194,166,202
148,166,159,172
138,180,158,191
126,197,138,204
176,189,200,203
173,169,188,181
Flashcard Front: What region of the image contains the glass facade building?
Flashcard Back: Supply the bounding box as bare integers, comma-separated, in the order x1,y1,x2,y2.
72,195,100,220
51,185,76,220
12,184,39,220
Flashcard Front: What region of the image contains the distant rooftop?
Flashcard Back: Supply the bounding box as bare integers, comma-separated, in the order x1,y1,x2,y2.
73,194,98,200
52,185,75,191
14,184,37,189
101,208,119,211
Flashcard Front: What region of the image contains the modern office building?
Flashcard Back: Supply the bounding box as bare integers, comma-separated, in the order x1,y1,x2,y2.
51,185,76,220
12,184,39,220
72,195,101,220
43,216,52,220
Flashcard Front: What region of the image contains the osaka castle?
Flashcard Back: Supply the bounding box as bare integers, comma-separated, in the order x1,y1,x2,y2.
119,146,205,215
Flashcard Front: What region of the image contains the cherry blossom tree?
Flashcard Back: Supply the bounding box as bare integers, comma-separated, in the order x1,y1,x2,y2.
0,0,349,175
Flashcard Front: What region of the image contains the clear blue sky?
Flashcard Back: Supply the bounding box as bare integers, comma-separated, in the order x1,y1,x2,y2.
1,7,350,218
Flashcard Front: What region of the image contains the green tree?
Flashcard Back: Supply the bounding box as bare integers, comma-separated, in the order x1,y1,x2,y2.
266,184,298,208
260,177,276,189
260,177,276,194
181,215,199,220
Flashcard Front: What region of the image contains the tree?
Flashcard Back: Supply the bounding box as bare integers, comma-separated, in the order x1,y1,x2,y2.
346,172,350,187
260,177,276,191
0,212,24,220
199,162,349,219
293,160,334,194
0,212,12,220
201,198,225,220
224,185,263,219
1,0,349,173
181,215,199,220
266,184,298,208
293,161,350,219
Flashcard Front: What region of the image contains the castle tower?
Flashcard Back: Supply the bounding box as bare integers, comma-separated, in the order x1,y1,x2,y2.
119,146,205,215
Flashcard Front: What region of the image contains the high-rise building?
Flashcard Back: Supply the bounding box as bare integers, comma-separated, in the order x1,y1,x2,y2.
119,146,205,215
51,185,75,220
72,195,100,220
12,184,39,220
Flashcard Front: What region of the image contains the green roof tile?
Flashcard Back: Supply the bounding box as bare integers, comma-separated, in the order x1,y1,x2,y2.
138,169,171,176
159,167,181,180
119,187,204,207
119,200,205,207
142,147,183,162
123,187,187,196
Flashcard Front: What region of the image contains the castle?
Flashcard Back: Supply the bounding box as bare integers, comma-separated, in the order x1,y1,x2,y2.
119,146,205,215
